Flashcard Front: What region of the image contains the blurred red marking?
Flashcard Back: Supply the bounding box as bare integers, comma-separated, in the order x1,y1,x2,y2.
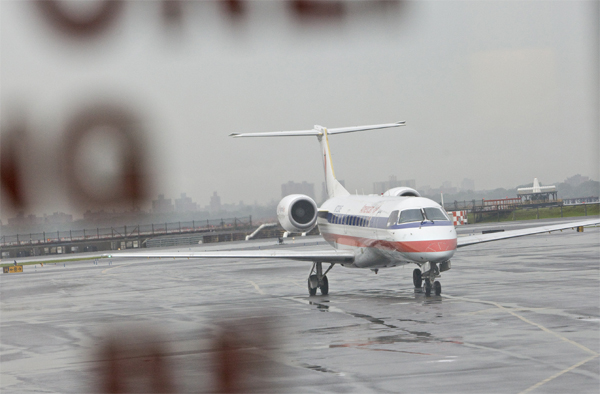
36,0,123,37
1,120,28,212
221,0,245,17
62,103,149,211
98,333,174,393
291,0,345,18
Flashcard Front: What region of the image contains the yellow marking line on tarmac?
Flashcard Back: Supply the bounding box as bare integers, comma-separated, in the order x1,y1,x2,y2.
101,262,137,274
291,280,304,289
457,306,548,316
444,294,599,393
519,355,599,394
247,280,265,295
445,295,598,356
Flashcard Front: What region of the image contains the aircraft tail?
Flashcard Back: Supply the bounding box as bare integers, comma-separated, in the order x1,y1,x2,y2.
316,125,350,198
230,121,405,199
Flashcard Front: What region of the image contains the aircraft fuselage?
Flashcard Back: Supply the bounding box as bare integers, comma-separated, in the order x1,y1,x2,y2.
318,196,457,269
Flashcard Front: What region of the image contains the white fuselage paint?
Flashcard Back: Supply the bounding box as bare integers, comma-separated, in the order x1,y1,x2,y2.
317,195,457,269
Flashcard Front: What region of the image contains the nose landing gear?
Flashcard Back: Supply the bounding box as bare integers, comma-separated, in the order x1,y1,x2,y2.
308,262,335,296
413,268,422,288
415,261,447,296
423,279,442,296
433,280,441,296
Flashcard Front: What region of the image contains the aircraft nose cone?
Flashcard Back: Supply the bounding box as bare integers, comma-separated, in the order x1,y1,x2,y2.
423,239,456,253
440,249,455,260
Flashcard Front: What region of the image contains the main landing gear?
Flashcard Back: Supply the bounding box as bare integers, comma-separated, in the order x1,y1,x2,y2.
413,261,450,296
308,262,335,296
422,279,442,296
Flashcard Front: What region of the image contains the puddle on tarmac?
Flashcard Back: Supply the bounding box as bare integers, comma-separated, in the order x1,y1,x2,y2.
309,300,330,312
301,363,345,376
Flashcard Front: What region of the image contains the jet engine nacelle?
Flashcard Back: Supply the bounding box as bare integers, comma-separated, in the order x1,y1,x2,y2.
277,194,318,233
382,187,421,197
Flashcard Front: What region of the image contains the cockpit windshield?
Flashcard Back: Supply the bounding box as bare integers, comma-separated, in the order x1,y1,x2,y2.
398,209,424,223
387,210,399,228
397,207,449,224
423,207,449,221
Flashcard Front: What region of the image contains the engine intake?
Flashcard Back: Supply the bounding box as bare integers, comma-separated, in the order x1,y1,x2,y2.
277,194,318,233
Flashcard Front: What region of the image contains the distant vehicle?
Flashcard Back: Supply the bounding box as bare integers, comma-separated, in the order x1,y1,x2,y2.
109,122,599,296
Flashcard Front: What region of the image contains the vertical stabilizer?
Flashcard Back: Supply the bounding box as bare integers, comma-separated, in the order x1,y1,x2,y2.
532,178,541,193
315,126,350,198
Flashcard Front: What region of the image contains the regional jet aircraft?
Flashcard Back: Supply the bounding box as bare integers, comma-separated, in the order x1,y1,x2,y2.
110,122,599,296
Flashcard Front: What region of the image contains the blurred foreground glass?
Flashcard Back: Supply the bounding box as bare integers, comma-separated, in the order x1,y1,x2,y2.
93,316,281,393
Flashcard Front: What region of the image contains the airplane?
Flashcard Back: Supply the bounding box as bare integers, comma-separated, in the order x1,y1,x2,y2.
517,177,557,201
108,122,600,296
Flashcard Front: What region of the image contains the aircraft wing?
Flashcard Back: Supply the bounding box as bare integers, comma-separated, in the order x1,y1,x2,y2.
457,218,600,248
104,249,356,263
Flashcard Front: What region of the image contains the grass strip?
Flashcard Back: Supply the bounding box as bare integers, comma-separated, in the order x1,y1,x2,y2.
468,204,599,224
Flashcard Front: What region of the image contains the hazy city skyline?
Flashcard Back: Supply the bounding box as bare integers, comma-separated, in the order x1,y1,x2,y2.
1,1,598,221
4,171,596,226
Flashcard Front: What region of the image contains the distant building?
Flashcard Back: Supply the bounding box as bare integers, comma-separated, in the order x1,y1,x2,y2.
564,174,589,187
44,212,73,225
175,193,197,212
282,181,315,200
8,212,43,226
83,210,121,222
152,194,174,214
460,178,475,192
440,181,457,194
373,176,416,194
210,191,222,212
420,185,432,195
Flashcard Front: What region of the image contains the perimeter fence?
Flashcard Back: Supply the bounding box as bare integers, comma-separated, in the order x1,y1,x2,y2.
1,216,252,247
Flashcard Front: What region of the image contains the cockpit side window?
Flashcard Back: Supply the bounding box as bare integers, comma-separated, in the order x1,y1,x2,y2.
387,210,399,228
423,207,449,221
398,209,424,224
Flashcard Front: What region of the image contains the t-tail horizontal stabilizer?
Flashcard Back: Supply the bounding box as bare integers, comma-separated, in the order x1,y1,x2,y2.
230,121,405,199
229,121,405,138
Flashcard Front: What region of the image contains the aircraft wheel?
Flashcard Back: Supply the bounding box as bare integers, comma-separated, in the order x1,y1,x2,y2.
320,275,329,295
434,281,442,296
308,275,318,296
413,269,422,288
424,279,432,296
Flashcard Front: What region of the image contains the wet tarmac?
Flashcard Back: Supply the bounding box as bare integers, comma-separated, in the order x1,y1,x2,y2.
1,218,599,393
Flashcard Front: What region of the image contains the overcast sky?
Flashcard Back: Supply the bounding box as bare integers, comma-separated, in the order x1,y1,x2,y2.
1,1,598,219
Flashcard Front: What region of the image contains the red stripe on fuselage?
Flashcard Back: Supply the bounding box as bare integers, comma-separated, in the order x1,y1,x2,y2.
322,233,457,253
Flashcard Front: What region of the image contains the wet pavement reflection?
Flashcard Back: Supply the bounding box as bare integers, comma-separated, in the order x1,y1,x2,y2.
0,225,598,393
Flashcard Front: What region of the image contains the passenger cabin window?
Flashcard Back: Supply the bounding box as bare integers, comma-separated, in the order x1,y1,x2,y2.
423,208,448,221
398,209,424,224
387,211,399,228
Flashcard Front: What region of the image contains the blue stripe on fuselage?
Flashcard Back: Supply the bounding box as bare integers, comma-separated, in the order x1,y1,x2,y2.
324,213,452,230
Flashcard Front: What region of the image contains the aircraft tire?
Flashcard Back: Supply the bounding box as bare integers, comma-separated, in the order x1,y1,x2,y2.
424,279,432,296
308,275,318,296
320,275,329,295
434,281,441,296
413,269,422,288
